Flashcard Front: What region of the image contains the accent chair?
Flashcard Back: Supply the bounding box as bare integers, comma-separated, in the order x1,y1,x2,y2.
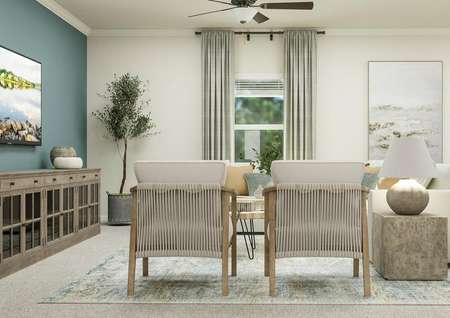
263,161,371,297
128,161,237,296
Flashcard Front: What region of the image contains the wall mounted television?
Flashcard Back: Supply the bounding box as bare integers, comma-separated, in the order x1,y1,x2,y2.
0,45,42,146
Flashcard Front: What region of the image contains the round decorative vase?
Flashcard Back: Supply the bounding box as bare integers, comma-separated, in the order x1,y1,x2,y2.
108,193,132,225
50,146,77,165
386,179,429,215
53,157,83,169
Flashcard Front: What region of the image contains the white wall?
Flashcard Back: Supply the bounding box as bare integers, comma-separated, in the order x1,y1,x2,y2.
316,34,450,162
87,34,283,217
87,31,450,218
88,36,201,217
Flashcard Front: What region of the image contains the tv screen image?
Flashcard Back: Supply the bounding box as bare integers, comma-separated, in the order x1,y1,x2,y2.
0,46,42,145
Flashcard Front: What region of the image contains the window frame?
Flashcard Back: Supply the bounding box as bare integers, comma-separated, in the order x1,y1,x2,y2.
233,76,285,163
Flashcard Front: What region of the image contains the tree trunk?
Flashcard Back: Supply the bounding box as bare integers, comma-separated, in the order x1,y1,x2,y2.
119,139,127,194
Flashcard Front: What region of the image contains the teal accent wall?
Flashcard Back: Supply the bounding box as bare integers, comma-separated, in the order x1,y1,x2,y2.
0,0,87,171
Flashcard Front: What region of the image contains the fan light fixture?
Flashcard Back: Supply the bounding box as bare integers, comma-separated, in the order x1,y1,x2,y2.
188,1,314,25
233,7,258,24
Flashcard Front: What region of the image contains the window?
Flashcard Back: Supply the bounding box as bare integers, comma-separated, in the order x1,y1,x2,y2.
234,79,284,163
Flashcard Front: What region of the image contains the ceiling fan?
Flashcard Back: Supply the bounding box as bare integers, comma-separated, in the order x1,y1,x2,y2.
189,0,314,24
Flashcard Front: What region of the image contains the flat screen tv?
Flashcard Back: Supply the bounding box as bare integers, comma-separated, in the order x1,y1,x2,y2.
0,45,42,146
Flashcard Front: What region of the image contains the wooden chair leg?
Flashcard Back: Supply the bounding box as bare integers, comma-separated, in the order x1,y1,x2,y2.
269,227,276,296
363,253,371,297
222,192,230,296
231,195,237,277
222,253,229,296
127,254,136,296
143,257,149,277
268,197,276,296
353,258,359,277
127,192,137,297
264,216,269,277
361,192,371,297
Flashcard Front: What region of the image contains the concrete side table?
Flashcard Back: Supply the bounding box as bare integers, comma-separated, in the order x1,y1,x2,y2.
372,211,448,280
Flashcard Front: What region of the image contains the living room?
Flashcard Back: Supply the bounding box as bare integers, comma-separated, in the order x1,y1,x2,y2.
1,0,449,317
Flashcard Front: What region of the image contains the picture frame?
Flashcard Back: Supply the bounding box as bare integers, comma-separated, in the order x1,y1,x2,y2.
0,45,42,146
368,61,443,162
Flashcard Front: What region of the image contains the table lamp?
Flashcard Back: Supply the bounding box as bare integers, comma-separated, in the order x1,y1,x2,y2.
379,137,437,215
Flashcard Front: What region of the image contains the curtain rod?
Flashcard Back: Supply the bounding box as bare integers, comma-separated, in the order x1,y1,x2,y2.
195,31,325,35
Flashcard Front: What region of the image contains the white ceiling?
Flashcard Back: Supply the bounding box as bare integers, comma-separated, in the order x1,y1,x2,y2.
52,0,450,30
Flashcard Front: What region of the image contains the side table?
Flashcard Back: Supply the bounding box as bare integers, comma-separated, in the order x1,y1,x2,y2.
236,196,264,259
372,210,448,280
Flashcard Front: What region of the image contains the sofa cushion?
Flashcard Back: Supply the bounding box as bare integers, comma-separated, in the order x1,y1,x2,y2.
225,164,253,195
271,161,364,185
428,164,450,190
134,161,228,185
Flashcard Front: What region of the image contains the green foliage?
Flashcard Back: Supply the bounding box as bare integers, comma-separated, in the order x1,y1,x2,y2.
250,133,283,176
92,73,157,193
235,97,283,125
93,73,156,142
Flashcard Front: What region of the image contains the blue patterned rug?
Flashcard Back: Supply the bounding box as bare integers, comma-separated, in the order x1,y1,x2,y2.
43,237,450,305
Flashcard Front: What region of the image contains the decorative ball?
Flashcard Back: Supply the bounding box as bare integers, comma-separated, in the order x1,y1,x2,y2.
386,179,429,215
50,146,77,165
53,157,83,169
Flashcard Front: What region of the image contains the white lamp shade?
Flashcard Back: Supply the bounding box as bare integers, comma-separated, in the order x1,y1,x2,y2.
379,137,437,178
233,7,257,23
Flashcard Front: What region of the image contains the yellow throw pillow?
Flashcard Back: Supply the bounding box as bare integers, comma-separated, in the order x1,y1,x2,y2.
225,164,254,195
378,177,399,189
364,166,380,174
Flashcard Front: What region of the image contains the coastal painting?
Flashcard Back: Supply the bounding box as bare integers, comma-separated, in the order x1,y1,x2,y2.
0,46,42,145
369,61,443,162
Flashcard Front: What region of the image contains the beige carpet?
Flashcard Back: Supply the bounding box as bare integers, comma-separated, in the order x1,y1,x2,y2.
1,225,450,318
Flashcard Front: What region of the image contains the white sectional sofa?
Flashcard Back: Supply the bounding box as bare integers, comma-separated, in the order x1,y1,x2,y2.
368,164,450,262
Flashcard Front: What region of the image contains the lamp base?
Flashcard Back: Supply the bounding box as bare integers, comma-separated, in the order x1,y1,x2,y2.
386,179,429,215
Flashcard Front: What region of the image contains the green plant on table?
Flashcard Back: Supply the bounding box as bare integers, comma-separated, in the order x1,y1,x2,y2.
250,134,283,176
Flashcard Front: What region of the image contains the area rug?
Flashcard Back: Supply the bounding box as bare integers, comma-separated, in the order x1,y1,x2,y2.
43,238,450,305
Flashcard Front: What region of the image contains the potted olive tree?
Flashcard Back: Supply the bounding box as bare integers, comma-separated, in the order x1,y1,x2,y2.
93,73,156,224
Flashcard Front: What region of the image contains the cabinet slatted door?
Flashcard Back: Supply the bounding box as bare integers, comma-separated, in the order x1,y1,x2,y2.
62,187,75,237
24,192,42,251
78,185,89,230
2,195,22,259
89,183,100,226
47,189,61,243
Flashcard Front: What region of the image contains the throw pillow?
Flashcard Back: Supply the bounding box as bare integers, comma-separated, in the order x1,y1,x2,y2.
244,173,273,197
362,173,379,190
225,164,254,195
378,177,399,189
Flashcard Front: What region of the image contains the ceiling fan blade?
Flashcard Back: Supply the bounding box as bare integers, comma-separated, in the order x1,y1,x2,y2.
208,0,234,5
253,12,270,24
259,2,314,10
208,0,234,6
188,7,236,18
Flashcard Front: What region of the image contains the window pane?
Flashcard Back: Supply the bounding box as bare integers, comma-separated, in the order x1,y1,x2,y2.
235,97,283,125
235,130,283,163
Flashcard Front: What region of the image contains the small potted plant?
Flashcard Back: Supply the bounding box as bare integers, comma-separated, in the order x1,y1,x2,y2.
93,73,156,224
250,134,283,176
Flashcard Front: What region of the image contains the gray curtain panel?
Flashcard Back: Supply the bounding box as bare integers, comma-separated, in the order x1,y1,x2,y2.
284,30,317,160
201,31,234,160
